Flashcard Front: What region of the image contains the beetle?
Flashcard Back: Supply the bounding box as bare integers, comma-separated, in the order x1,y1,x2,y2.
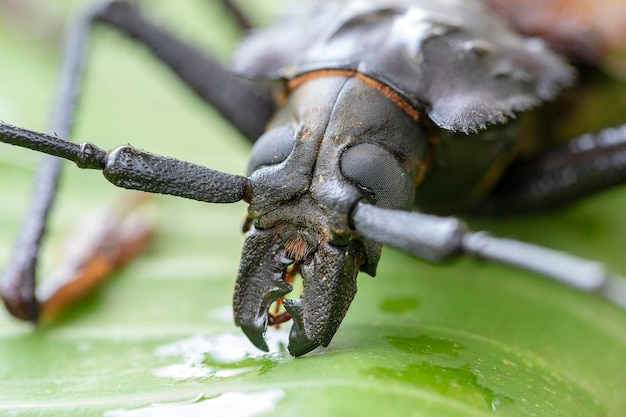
0,0,625,356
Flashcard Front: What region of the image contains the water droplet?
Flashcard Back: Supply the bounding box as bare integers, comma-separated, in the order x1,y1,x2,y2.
104,389,285,417
491,395,513,411
153,331,290,380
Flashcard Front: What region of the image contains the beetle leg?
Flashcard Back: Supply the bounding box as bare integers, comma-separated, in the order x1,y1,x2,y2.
351,202,626,311
1,1,162,324
0,124,253,323
475,124,626,214
95,1,275,142
2,0,263,321
1,2,104,322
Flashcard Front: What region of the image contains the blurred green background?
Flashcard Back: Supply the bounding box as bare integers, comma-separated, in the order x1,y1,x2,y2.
0,1,625,416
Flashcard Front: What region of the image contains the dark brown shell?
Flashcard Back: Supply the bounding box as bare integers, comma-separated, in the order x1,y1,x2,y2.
233,0,575,133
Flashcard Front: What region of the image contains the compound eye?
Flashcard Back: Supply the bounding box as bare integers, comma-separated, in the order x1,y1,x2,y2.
247,126,296,175
340,143,415,210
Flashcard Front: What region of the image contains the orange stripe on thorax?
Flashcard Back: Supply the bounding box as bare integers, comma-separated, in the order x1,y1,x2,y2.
287,70,421,124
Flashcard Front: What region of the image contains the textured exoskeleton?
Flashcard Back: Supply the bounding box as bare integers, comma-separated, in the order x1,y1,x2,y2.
230,0,574,355
0,0,625,356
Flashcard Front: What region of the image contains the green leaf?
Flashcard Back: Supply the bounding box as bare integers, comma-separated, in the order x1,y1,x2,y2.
1,1,625,416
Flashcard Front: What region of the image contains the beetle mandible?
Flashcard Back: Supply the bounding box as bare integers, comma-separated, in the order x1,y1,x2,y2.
0,0,625,356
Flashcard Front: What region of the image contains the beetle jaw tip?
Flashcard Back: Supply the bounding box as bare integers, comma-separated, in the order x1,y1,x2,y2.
238,319,270,352
283,298,322,356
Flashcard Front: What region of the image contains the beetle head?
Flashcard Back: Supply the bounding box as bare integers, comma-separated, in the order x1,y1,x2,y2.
234,135,423,354
233,76,427,356
233,125,384,356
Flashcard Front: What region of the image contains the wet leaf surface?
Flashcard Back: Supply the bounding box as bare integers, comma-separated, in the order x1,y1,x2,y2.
1,1,625,416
